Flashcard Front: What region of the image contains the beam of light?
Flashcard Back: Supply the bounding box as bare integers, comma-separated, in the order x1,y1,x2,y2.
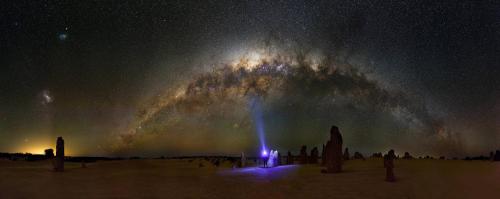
249,96,267,156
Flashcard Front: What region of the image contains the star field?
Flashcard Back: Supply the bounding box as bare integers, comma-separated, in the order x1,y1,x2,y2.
0,0,498,156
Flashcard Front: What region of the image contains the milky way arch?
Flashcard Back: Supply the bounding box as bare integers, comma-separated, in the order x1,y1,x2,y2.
114,45,457,156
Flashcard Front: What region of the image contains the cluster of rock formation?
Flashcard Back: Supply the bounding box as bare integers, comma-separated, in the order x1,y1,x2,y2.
314,125,397,182
289,126,344,173
293,145,320,164
372,152,383,158
353,152,365,160
403,152,413,159
41,126,407,183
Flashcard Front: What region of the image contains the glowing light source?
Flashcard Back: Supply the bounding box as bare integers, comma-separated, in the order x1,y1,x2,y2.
261,149,268,157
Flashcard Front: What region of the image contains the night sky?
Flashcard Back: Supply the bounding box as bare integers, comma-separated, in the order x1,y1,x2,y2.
1,0,498,157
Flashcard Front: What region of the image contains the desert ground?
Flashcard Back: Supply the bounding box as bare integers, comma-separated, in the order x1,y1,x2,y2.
0,158,499,199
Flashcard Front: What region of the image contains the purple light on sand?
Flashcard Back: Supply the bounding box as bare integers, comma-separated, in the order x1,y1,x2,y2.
219,165,300,180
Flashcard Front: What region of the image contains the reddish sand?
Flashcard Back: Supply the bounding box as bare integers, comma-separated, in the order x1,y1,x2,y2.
0,158,499,198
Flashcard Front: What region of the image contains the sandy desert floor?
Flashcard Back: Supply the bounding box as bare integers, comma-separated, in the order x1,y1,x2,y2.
0,158,499,199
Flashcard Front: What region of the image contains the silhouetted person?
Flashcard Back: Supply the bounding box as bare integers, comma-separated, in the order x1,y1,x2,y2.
323,125,343,173
384,149,396,182
262,152,269,167
54,137,64,172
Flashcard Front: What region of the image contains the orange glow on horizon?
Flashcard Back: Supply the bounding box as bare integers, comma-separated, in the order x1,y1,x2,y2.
18,145,50,155
15,139,77,156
